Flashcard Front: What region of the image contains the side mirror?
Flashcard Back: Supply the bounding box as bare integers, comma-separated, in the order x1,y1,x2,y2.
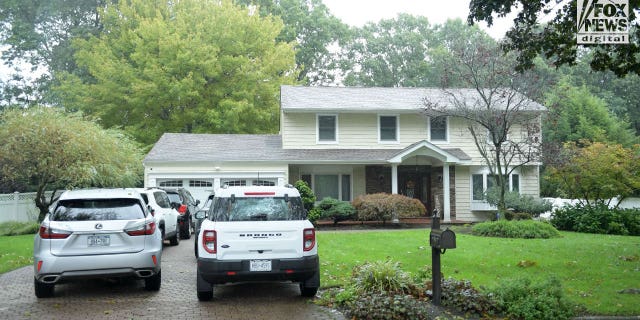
195,200,201,206
148,205,155,217
170,202,180,209
195,210,207,219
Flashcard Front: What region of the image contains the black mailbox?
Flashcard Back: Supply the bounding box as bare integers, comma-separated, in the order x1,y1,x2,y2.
429,228,456,249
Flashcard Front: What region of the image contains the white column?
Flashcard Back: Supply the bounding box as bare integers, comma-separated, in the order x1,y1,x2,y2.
391,164,398,194
443,164,451,222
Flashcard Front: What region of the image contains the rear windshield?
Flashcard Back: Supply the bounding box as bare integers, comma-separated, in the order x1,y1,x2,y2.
166,193,181,204
210,197,305,221
52,198,145,221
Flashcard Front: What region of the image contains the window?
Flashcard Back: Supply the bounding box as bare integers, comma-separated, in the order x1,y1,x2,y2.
154,192,171,208
309,174,351,201
472,174,484,200
314,175,339,200
472,172,520,201
511,174,519,192
223,180,247,187
341,175,351,201
379,115,398,142
317,115,337,142
189,180,212,187
430,116,447,141
252,180,276,186
159,180,183,187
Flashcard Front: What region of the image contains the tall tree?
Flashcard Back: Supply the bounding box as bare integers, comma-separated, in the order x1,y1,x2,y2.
53,0,297,145
342,14,435,87
0,0,114,106
543,79,638,148
468,0,640,77
424,39,544,212
235,0,350,85
0,107,143,221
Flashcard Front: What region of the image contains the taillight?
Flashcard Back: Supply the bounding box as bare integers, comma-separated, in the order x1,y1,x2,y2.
303,228,315,251
125,221,157,236
203,230,217,254
178,204,187,214
38,225,71,239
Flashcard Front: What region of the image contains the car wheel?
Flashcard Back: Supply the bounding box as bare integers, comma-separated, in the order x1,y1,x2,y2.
299,283,318,297
170,224,180,246
144,271,161,291
181,218,191,239
34,278,54,298
197,289,213,301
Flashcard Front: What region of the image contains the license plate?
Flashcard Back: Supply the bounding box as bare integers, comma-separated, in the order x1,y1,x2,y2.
87,235,110,247
250,259,271,272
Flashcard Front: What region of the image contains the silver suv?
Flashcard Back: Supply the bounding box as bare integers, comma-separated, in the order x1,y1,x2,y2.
33,189,163,298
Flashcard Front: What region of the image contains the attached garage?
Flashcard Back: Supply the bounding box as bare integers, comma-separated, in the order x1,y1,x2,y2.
143,134,289,204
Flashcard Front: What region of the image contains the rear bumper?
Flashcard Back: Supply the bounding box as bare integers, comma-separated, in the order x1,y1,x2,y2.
197,255,319,284
34,248,162,284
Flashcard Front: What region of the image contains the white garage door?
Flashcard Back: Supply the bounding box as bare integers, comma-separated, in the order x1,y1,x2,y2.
157,179,214,205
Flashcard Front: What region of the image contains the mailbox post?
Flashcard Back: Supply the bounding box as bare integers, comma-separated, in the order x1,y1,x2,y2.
429,209,456,306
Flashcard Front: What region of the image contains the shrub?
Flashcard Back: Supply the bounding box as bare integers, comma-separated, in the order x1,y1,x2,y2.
306,208,322,225
489,276,575,320
351,259,413,294
440,278,497,316
486,188,552,217
0,221,39,236
294,180,316,211
551,203,640,236
316,197,356,225
472,220,562,239
352,193,425,223
344,292,434,320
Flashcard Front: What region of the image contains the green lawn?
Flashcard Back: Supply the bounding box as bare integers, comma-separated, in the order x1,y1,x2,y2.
0,234,34,274
317,228,640,316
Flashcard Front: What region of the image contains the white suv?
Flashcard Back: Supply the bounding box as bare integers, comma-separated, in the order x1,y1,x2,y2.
136,188,181,246
196,185,320,301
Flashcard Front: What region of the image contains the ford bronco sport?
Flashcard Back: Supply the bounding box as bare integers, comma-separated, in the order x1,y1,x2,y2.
195,185,320,301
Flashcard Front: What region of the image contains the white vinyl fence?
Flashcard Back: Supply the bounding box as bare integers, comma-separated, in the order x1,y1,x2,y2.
0,192,43,223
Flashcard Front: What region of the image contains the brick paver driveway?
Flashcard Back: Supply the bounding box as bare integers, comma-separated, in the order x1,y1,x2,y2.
0,238,344,320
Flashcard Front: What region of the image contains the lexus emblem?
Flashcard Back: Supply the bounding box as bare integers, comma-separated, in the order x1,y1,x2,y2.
95,223,103,230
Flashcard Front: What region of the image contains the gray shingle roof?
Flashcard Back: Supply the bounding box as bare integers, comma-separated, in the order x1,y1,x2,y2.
144,133,470,163
280,85,545,112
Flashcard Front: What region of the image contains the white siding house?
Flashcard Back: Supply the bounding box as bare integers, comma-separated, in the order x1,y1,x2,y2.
143,85,545,222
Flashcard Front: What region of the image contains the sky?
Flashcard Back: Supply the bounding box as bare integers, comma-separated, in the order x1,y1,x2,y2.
321,0,515,39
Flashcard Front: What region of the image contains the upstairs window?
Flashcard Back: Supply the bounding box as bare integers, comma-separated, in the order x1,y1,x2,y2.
317,115,337,143
430,116,447,141
379,115,398,142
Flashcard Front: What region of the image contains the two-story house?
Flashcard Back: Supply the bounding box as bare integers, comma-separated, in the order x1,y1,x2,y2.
143,85,545,222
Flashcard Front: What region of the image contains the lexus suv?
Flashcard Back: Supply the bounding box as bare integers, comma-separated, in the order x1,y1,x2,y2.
195,185,320,301
33,189,162,298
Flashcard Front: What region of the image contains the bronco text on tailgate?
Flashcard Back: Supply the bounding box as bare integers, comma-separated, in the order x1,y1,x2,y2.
195,185,320,301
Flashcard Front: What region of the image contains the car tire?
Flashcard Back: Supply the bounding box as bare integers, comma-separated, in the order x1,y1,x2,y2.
34,278,54,298
299,283,318,297
194,238,199,258
169,225,180,246
181,217,191,239
144,271,161,291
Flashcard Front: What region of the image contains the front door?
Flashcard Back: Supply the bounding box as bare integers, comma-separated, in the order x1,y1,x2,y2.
398,166,431,215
